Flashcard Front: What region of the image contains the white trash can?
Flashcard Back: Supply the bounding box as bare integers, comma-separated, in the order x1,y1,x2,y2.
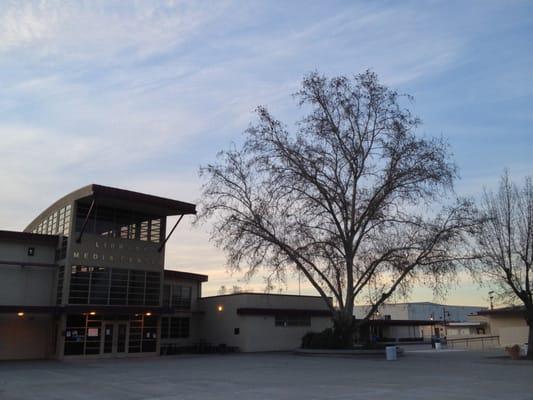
386,346,397,361
435,342,442,351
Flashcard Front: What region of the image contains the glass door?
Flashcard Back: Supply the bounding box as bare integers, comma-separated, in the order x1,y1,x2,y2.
103,323,114,354
102,321,128,355
116,323,127,353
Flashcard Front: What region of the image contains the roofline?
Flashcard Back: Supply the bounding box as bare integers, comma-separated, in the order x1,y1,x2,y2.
201,292,332,300
0,305,166,315
355,302,487,309
476,306,526,316
164,269,208,282
25,183,196,232
237,308,332,317
90,184,196,214
356,319,437,326
0,230,59,245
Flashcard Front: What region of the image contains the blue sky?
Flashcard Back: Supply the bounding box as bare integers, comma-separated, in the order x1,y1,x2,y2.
0,0,531,305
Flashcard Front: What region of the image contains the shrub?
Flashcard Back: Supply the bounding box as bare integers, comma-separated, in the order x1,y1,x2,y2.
301,328,346,349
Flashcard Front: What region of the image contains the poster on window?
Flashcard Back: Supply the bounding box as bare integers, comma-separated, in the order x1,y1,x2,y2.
88,328,99,337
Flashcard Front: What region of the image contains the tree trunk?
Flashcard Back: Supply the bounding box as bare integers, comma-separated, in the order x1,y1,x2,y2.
527,315,533,360
333,311,354,348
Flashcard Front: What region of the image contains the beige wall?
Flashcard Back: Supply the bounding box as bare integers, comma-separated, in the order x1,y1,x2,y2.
0,315,56,360
485,314,529,347
199,294,332,352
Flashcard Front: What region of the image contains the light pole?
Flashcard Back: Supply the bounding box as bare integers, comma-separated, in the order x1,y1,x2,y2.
442,307,450,338
488,291,495,310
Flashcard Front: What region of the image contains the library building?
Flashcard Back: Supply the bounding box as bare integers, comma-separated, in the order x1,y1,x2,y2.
0,184,331,360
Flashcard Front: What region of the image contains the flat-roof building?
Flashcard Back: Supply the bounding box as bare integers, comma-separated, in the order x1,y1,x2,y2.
474,307,529,348
354,302,488,343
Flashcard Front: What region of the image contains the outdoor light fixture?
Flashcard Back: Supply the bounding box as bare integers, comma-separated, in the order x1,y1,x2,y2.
89,311,96,316
17,312,24,317
217,305,223,312
145,312,152,316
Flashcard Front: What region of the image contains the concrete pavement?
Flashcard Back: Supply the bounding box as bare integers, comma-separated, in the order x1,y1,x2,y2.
0,350,532,399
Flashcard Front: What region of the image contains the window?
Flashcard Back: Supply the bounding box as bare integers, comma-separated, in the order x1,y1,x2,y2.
33,205,72,237
56,236,68,260
56,266,64,305
128,270,145,305
56,267,65,304
68,266,160,306
145,272,161,306
89,267,109,305
69,266,91,304
164,285,191,310
162,284,171,307
275,314,311,327
109,269,128,305
75,203,164,243
161,317,190,339
150,219,161,243
139,220,149,241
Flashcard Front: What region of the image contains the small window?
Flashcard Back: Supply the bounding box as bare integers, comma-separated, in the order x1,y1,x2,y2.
234,328,240,335
275,314,311,327
27,247,35,256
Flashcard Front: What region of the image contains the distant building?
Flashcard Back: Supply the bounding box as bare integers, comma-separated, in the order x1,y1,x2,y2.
354,302,487,342
474,306,529,348
354,302,486,322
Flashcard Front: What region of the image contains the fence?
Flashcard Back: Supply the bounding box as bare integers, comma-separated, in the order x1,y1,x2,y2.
446,335,500,350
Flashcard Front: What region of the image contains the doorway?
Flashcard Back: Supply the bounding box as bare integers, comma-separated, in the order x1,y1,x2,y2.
102,321,128,355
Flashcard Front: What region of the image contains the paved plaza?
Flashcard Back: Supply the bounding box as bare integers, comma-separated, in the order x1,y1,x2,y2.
1,350,532,400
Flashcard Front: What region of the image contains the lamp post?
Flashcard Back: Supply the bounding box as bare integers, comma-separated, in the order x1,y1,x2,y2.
488,291,495,310
442,307,450,338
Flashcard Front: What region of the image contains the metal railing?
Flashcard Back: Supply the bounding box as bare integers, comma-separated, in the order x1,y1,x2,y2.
446,335,500,350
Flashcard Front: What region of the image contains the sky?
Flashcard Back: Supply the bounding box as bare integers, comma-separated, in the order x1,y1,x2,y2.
0,0,532,306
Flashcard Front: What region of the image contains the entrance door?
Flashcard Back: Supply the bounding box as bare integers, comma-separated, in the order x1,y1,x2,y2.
116,323,127,353
102,321,128,356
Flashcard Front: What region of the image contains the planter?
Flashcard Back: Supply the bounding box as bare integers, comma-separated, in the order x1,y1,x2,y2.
505,345,521,360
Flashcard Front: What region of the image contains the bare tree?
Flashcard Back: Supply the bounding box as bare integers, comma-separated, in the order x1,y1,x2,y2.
198,71,476,346
231,285,242,294
470,172,533,358
217,285,227,295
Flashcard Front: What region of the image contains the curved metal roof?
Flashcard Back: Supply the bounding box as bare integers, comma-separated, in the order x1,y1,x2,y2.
25,184,196,232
